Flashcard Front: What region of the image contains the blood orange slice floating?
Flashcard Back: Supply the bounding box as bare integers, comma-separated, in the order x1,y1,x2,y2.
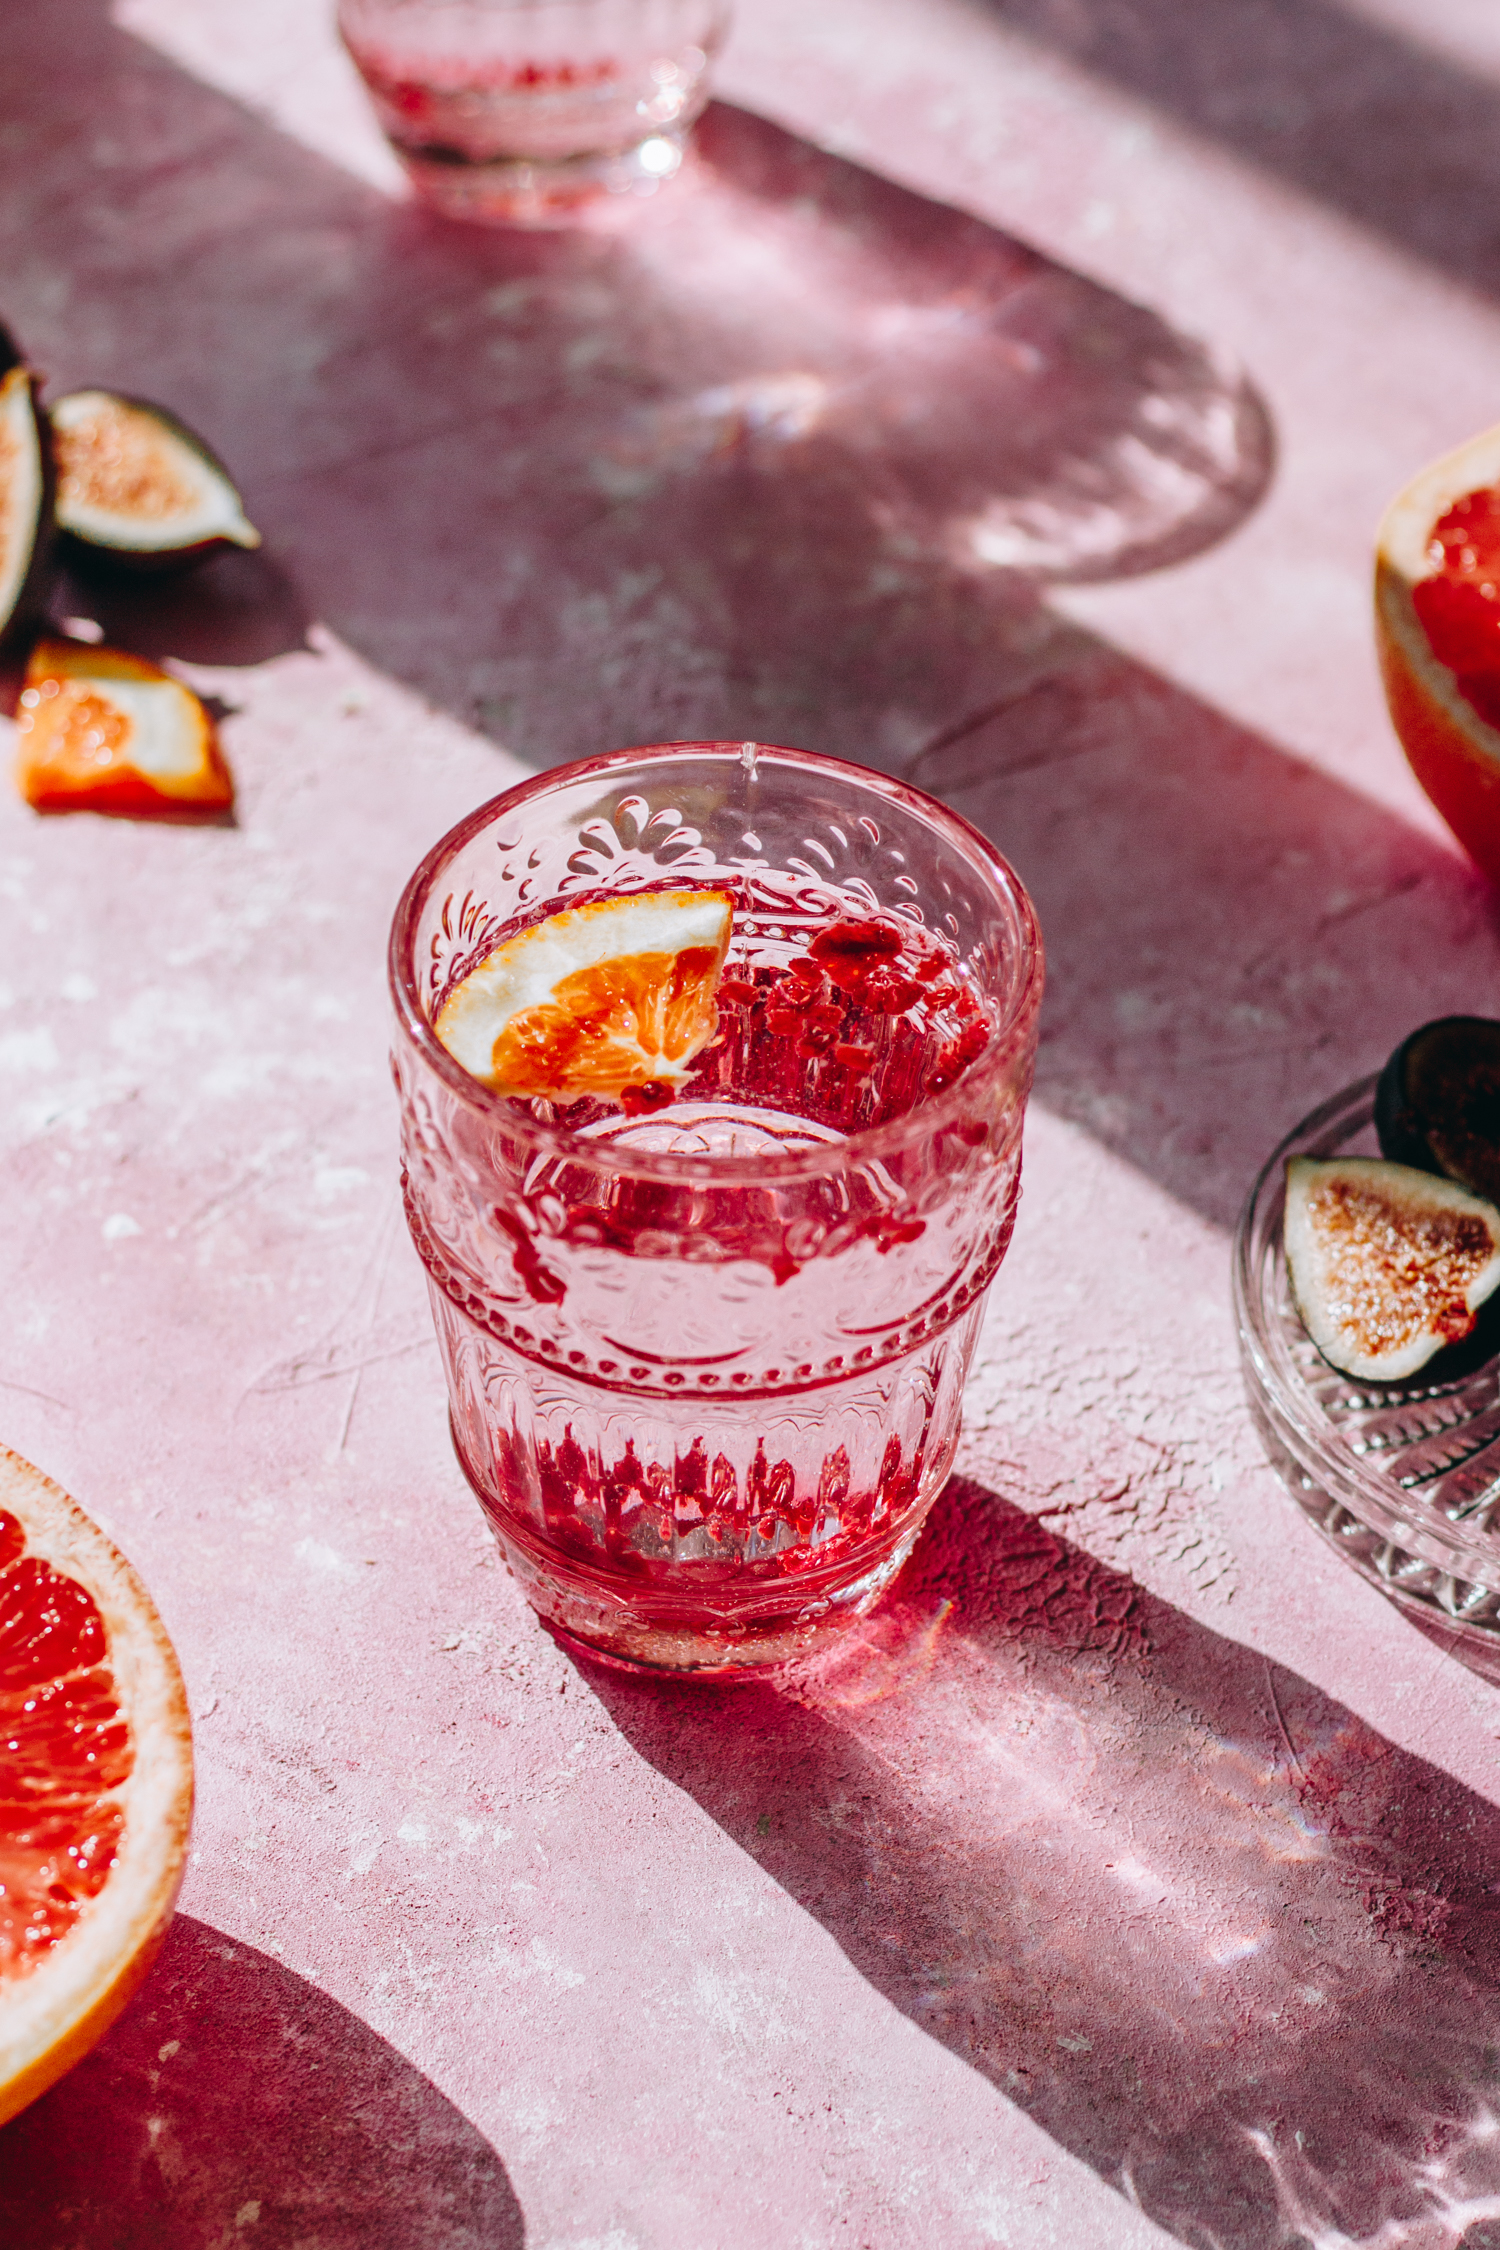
0,1449,192,2126
14,637,233,818
435,888,734,1105
1376,424,1500,883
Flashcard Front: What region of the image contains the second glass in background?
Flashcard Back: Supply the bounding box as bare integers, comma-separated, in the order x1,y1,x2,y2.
339,0,731,224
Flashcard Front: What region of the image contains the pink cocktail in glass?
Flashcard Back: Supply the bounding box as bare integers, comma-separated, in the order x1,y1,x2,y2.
390,742,1043,1672
339,0,730,224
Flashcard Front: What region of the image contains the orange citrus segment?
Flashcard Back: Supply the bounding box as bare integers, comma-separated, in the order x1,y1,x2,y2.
0,1450,193,2127
434,889,734,1103
1376,424,1500,883
14,638,233,817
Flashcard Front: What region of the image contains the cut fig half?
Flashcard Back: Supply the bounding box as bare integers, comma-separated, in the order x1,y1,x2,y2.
1284,1155,1500,1382
50,391,259,574
0,337,54,645
1376,1015,1500,1206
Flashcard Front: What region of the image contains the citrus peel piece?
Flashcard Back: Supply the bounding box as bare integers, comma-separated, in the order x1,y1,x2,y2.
434,888,734,1103
15,637,233,817
1285,1155,1500,1382
1376,422,1500,882
0,1448,193,2127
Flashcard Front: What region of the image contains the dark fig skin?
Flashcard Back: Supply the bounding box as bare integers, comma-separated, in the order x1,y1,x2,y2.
0,321,56,651
50,392,255,579
1375,1015,1500,1207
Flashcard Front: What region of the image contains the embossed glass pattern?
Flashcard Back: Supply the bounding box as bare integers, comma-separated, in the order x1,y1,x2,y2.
391,741,1043,1672
339,0,730,223
1237,1077,1500,1679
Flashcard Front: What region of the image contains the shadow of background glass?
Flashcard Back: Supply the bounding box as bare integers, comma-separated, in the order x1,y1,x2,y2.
27,0,1491,1252
4,0,1270,748
973,0,1500,303
0,1916,525,2248
583,1480,1500,2250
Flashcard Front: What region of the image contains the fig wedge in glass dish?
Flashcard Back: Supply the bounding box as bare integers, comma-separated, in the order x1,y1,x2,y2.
1238,1076,1500,1680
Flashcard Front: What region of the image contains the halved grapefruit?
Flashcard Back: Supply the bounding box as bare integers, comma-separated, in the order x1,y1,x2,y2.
435,888,734,1104
0,1449,193,2126
14,638,233,818
1376,424,1500,883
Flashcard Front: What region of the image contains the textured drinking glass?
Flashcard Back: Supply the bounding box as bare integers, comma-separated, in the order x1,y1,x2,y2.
390,742,1043,1672
339,0,731,223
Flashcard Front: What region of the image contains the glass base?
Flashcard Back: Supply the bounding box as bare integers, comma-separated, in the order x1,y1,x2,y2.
395,129,687,227
449,1413,944,1675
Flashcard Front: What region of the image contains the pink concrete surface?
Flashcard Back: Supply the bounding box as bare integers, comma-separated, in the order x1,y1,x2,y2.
5,2,1500,2244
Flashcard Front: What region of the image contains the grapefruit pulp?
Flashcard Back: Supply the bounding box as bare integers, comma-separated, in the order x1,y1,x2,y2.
0,1449,193,2126
1376,424,1500,882
435,888,734,1105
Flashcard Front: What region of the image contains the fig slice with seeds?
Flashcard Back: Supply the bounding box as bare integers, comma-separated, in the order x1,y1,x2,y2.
14,637,233,818
1284,1155,1500,1382
50,391,259,574
0,331,54,645
1376,1015,1500,1205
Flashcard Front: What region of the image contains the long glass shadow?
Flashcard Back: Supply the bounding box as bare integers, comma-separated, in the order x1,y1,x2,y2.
586,1475,1500,2249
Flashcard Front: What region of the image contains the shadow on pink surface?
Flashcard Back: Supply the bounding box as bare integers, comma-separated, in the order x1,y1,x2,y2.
2,1,1271,742
917,636,1500,1231
0,1917,521,2250
55,548,314,676
8,0,1497,1242
981,0,1500,305
587,1482,1500,2250
0,1917,524,2248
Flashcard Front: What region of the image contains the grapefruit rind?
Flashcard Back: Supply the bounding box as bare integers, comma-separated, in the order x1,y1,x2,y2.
435,888,734,1099
1376,422,1500,882
0,1448,193,2128
1285,1155,1500,1383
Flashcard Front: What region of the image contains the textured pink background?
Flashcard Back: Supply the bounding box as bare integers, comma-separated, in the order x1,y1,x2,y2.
4,2,1500,2244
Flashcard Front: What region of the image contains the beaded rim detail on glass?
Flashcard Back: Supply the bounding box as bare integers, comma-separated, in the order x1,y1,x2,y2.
388,739,1044,1187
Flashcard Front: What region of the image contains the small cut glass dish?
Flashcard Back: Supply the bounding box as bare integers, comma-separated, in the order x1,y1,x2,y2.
1235,1073,1500,1680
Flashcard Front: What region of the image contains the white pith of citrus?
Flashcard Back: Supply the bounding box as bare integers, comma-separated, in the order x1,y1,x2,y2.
434,888,734,1097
